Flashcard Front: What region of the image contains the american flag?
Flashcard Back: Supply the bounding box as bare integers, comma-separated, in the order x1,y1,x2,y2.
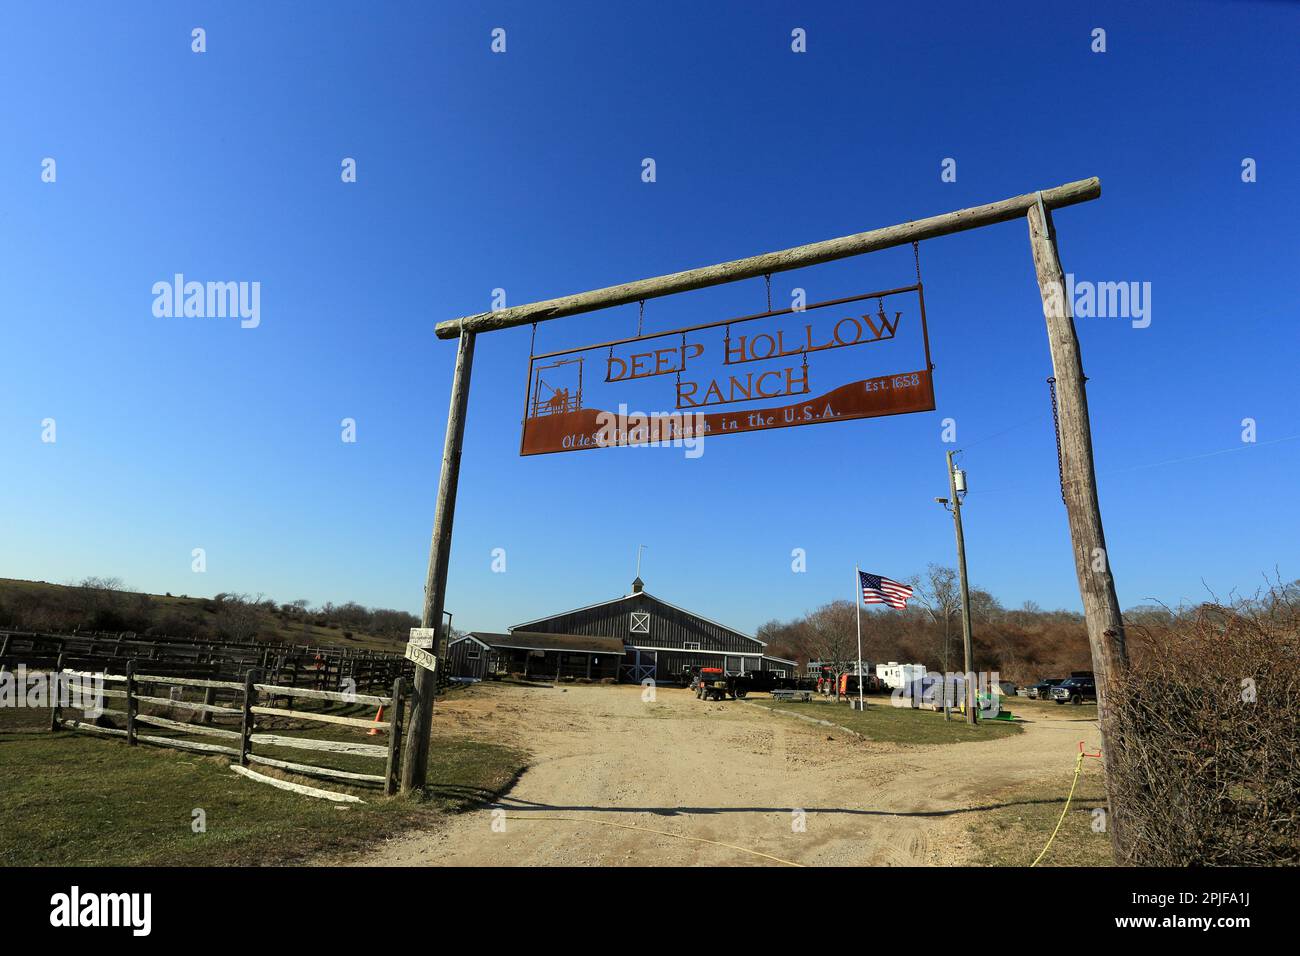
859,570,914,610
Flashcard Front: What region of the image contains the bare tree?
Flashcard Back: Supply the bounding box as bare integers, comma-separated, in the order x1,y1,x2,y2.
910,565,968,717
910,564,960,675
968,587,1003,624
757,617,814,668
79,576,125,592
213,593,260,643
805,600,858,699
71,576,134,632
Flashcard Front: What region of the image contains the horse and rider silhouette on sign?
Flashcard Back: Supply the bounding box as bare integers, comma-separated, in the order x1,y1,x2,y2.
529,357,583,418
544,386,572,415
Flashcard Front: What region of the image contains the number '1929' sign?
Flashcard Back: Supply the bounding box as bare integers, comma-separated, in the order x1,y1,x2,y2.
519,282,935,456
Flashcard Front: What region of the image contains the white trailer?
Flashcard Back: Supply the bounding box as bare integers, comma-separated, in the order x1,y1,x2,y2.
876,662,927,689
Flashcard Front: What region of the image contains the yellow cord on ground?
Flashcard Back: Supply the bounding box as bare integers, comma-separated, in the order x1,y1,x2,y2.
504,814,806,867
1030,752,1086,867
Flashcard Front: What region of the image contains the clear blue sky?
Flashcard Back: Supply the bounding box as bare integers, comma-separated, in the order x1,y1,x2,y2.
2,1,1296,634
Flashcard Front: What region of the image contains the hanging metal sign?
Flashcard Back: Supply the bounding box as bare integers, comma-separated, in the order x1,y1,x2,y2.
519,282,935,456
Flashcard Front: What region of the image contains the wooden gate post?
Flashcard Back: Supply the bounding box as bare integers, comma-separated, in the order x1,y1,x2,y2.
403,329,477,793
238,669,258,767
125,659,138,745
1027,202,1130,860
50,652,65,732
199,684,216,726
385,676,405,796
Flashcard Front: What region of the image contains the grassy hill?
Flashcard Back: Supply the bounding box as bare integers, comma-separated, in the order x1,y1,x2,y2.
0,577,414,653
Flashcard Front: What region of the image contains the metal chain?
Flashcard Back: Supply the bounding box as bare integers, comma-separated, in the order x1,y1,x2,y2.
764,273,772,312
677,333,684,391
529,321,537,357
913,241,921,285
637,299,644,338
1047,376,1065,502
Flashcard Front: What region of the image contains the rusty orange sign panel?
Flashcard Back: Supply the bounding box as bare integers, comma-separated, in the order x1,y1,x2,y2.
520,284,935,455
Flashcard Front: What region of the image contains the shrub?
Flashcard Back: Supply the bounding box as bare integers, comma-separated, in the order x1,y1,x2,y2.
145,611,209,640
1107,587,1299,865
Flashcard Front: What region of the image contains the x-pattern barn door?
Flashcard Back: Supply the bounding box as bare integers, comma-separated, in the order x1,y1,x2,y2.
621,647,656,682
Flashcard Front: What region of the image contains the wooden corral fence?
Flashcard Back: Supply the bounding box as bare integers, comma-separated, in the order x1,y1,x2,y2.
49,657,406,801
0,629,411,695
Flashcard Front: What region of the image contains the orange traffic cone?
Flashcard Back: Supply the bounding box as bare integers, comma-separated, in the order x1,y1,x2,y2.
366,704,385,736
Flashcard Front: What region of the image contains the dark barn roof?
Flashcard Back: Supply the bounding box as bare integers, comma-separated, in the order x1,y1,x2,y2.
466,631,625,655
511,589,764,648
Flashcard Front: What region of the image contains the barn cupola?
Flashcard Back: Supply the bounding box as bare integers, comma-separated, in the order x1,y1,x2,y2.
631,576,644,594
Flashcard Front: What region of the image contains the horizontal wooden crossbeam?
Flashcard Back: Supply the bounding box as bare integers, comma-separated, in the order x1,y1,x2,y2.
435,177,1101,339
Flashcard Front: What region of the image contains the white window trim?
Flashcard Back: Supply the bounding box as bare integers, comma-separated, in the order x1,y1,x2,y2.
630,612,650,634
625,644,762,657
683,641,701,650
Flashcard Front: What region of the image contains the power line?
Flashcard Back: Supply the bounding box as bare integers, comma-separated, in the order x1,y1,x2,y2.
969,432,1299,497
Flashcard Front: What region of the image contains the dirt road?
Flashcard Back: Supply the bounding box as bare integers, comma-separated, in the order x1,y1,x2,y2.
346,682,1102,867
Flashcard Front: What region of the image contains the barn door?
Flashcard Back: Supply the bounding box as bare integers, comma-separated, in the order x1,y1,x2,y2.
620,648,657,682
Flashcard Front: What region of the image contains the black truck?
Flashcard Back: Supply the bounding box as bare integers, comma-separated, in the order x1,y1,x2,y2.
1051,675,1097,705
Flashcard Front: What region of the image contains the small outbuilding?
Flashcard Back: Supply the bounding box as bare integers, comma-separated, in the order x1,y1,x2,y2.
444,634,494,681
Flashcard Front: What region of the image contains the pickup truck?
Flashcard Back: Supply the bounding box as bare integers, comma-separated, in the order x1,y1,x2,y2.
1027,678,1065,699
1051,676,1097,705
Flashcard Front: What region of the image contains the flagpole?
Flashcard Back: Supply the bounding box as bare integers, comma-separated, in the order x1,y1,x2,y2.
854,565,865,711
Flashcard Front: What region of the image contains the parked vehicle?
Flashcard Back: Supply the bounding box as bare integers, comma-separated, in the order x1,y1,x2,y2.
695,667,739,700
1051,676,1097,705
692,666,802,700
1027,678,1065,699
837,673,885,696
876,662,927,690
738,670,799,694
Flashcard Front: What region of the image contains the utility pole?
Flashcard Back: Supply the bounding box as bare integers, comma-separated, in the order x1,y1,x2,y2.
942,613,952,722
945,451,977,725
402,330,477,793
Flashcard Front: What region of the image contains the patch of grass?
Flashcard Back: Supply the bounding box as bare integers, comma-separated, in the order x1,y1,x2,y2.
0,706,526,866
963,772,1114,866
748,696,1023,745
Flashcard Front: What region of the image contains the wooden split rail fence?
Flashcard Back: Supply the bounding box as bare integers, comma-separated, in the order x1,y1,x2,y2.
0,628,412,695
50,656,406,800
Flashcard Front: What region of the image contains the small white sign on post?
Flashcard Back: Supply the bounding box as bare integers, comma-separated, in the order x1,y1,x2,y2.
408,627,438,649
405,643,438,674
